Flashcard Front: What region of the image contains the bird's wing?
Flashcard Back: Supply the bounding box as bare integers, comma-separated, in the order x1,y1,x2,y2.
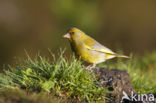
84,40,116,55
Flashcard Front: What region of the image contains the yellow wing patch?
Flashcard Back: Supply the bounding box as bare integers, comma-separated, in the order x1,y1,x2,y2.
84,44,116,55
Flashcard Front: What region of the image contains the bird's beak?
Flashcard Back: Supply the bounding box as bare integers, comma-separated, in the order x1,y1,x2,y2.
63,33,70,39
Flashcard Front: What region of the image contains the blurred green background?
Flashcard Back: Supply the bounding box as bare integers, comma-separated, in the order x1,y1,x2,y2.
0,0,156,67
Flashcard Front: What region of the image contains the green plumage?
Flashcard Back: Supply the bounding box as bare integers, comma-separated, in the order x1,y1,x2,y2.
64,27,129,65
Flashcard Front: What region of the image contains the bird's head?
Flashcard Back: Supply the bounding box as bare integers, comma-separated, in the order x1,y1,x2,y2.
63,27,85,42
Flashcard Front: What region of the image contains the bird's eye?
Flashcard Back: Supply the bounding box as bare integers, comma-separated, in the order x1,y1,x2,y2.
70,32,74,35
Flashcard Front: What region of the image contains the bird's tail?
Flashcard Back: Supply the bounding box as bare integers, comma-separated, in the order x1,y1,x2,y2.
115,53,130,58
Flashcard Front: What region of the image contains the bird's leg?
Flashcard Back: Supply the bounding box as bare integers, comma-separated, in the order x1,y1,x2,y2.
85,63,96,71
92,63,96,68
89,63,96,71
85,65,91,70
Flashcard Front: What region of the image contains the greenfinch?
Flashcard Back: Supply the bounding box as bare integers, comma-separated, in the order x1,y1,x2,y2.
63,27,129,67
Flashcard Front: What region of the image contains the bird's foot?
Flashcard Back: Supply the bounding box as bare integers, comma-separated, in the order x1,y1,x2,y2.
85,64,96,72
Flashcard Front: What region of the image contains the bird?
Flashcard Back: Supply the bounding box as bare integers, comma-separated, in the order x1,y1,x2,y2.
63,27,129,69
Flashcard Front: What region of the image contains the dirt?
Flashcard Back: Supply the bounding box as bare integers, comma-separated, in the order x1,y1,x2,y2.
1,67,156,103
93,67,156,103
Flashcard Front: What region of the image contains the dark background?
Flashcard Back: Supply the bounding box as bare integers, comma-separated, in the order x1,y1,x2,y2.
0,0,156,67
